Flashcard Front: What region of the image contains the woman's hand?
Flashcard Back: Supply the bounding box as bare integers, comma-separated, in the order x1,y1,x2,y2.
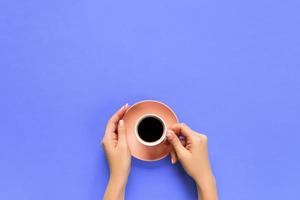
167,123,218,200
102,104,131,200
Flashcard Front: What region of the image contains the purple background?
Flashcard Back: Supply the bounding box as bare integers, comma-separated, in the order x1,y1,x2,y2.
1,0,300,199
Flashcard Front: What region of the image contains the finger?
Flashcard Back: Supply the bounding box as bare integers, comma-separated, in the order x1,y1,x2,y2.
170,123,194,139
105,104,129,135
170,149,177,164
166,130,186,158
170,138,186,164
117,120,127,146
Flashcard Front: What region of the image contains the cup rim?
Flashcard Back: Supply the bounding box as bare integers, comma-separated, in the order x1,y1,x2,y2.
135,114,167,146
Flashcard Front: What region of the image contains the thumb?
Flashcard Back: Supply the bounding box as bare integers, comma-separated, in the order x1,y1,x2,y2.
167,130,186,158
117,120,127,146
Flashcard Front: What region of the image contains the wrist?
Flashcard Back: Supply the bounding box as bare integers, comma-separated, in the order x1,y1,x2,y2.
194,170,213,185
104,175,127,200
195,173,218,200
109,173,128,189
195,173,215,190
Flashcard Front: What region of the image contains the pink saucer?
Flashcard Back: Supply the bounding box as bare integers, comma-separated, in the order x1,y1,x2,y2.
123,100,179,161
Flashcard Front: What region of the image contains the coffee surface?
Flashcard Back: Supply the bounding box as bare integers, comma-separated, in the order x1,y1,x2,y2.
137,117,164,143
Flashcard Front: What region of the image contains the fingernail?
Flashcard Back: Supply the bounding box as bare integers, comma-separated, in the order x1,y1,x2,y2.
171,157,175,164
119,120,124,126
125,103,129,108
167,130,173,139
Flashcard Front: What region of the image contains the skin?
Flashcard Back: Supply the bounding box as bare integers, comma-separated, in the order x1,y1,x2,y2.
102,104,218,200
102,104,131,200
167,124,218,200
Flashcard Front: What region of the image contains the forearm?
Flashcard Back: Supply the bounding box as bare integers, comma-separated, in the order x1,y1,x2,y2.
195,173,218,200
103,176,127,200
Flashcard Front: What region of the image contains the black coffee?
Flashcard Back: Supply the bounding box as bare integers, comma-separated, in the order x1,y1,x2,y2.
137,116,164,143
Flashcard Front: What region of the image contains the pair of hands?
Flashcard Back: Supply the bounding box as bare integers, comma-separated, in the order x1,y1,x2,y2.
102,104,218,200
